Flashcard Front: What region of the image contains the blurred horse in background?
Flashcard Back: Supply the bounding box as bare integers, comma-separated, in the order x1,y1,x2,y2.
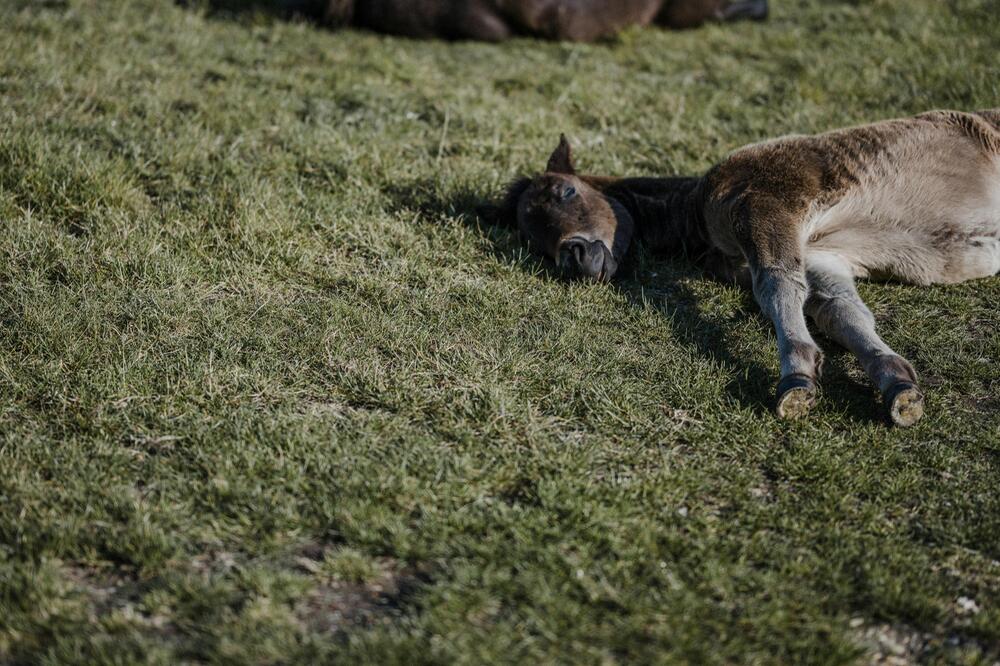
227,0,768,41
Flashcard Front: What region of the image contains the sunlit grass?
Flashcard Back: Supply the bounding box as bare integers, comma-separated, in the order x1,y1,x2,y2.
1,0,998,663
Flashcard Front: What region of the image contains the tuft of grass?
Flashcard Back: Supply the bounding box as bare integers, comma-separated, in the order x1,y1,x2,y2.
1,0,998,663
316,547,381,584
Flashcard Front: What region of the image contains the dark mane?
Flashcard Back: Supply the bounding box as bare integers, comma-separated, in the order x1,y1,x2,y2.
593,176,709,257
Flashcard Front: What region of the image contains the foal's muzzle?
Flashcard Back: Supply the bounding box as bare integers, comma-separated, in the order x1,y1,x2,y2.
557,238,618,281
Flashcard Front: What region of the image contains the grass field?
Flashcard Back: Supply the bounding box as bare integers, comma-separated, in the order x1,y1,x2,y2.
2,0,999,663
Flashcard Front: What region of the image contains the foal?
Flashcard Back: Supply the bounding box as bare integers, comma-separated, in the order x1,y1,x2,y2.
489,110,1000,425
293,0,768,41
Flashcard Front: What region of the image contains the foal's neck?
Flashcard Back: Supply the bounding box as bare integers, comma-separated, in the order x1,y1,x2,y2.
588,176,707,256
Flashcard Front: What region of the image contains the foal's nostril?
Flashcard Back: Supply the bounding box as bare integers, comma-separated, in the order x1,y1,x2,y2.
559,238,588,272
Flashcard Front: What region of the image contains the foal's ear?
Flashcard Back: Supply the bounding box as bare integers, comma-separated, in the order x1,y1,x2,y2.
545,134,576,175
477,177,531,228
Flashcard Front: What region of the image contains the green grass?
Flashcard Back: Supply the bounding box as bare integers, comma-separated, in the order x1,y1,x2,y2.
1,0,999,663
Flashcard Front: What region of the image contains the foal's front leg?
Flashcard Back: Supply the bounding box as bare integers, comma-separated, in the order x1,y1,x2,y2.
732,194,824,418
750,264,825,418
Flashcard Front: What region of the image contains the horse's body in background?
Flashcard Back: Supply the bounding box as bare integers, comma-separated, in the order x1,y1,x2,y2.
284,0,768,41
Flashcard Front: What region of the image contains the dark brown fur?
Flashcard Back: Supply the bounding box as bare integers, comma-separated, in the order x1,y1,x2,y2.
300,0,767,41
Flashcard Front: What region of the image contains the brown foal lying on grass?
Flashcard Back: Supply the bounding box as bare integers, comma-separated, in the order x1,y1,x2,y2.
279,0,767,41
487,110,1000,425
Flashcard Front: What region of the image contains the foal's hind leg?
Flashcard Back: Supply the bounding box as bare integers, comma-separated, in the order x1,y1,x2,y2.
804,252,924,426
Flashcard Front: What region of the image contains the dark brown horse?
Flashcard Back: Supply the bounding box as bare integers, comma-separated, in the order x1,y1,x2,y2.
275,0,767,41
487,112,1000,425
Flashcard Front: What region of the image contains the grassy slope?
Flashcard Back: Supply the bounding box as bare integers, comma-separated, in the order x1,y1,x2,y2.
1,0,999,663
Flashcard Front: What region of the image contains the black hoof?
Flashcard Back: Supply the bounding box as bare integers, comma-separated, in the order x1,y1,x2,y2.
721,0,769,22
775,373,818,420
884,382,924,427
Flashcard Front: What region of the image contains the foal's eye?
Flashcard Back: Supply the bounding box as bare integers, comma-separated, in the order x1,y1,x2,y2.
561,186,576,200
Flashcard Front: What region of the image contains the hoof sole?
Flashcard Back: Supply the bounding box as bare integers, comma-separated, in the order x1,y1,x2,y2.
886,383,924,427
721,0,769,22
776,374,817,420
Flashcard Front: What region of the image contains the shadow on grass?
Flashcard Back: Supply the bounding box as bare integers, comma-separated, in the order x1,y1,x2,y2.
379,177,551,273
382,177,888,423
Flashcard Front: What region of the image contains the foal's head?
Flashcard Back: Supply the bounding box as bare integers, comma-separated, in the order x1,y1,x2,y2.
491,136,635,281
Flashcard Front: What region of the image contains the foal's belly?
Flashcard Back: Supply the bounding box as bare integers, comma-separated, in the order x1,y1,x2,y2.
805,153,1000,285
